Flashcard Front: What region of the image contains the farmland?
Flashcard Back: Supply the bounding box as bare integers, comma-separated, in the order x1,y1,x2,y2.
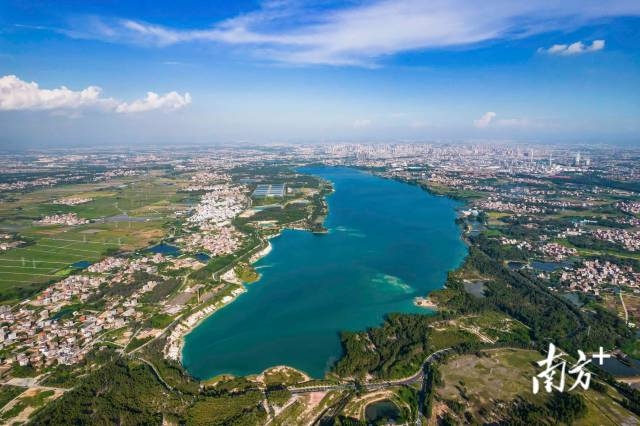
0,172,192,302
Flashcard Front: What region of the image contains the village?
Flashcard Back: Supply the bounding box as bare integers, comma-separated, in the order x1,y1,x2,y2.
0,174,253,377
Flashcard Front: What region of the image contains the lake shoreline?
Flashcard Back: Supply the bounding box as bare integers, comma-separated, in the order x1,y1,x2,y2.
180,167,467,379
170,239,275,365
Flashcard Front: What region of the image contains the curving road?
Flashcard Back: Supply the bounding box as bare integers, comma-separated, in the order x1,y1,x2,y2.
289,347,451,394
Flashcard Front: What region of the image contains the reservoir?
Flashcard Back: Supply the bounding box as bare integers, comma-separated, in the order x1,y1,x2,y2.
182,167,467,379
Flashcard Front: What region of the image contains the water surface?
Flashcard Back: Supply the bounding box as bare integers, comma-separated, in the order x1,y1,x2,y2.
146,242,181,256
365,400,401,423
182,167,467,378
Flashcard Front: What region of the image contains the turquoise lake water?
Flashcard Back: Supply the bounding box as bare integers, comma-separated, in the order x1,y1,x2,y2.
182,167,467,379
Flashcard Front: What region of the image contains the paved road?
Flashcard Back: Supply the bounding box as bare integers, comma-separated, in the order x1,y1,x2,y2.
620,291,629,325
133,356,177,393
289,348,451,394
288,347,451,425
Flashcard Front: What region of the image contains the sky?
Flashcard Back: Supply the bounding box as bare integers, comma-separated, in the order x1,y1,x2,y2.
0,0,639,148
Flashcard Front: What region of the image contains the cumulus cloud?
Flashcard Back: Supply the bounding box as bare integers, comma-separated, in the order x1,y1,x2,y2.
0,75,191,114
115,91,192,113
474,112,496,128
539,40,605,55
0,75,112,111
55,1,639,65
474,112,531,129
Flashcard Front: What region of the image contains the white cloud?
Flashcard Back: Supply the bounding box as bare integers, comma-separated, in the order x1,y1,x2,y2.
0,75,112,111
474,112,496,128
352,119,372,129
58,1,639,65
0,75,191,114
474,112,532,129
115,91,192,113
539,40,605,55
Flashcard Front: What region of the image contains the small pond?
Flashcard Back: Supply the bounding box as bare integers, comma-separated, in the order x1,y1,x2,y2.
146,242,182,256
530,260,573,272
364,400,401,424
195,253,210,262
71,260,93,269
507,261,527,270
598,357,640,377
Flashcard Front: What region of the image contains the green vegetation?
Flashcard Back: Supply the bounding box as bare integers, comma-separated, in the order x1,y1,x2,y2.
266,387,292,407
147,313,174,329
436,348,635,425
0,385,23,410
139,338,201,394
40,346,120,389
0,172,190,302
11,364,38,378
263,367,306,386
1,400,26,421
469,235,633,353
187,391,267,426
244,203,309,225
414,179,485,200
140,278,181,303
125,336,153,352
7,162,640,425
234,262,259,283
1,389,56,422
334,313,432,379
547,392,587,424
31,357,188,425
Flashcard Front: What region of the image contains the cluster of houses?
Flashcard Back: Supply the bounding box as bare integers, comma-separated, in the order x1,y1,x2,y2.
182,171,235,192
499,237,577,261
617,201,640,215
500,237,534,251
0,254,173,371
179,226,241,257
592,229,640,252
0,176,63,192
31,274,105,307
0,233,24,251
476,198,545,214
560,260,640,295
502,193,593,210
52,197,93,206
35,213,89,226
537,242,578,260
0,303,131,369
187,185,246,227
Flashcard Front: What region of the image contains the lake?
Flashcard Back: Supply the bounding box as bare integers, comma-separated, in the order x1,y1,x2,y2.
182,167,467,379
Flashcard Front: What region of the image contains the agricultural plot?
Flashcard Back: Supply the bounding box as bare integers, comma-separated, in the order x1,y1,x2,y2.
0,221,165,301
0,172,192,302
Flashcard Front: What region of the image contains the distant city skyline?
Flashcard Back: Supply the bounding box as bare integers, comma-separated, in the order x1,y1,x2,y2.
1,0,639,147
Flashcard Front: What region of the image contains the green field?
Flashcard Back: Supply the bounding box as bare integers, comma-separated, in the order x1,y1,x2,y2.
0,172,193,302
0,221,167,301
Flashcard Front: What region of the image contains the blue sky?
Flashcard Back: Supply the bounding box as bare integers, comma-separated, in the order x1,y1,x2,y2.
1,0,639,147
